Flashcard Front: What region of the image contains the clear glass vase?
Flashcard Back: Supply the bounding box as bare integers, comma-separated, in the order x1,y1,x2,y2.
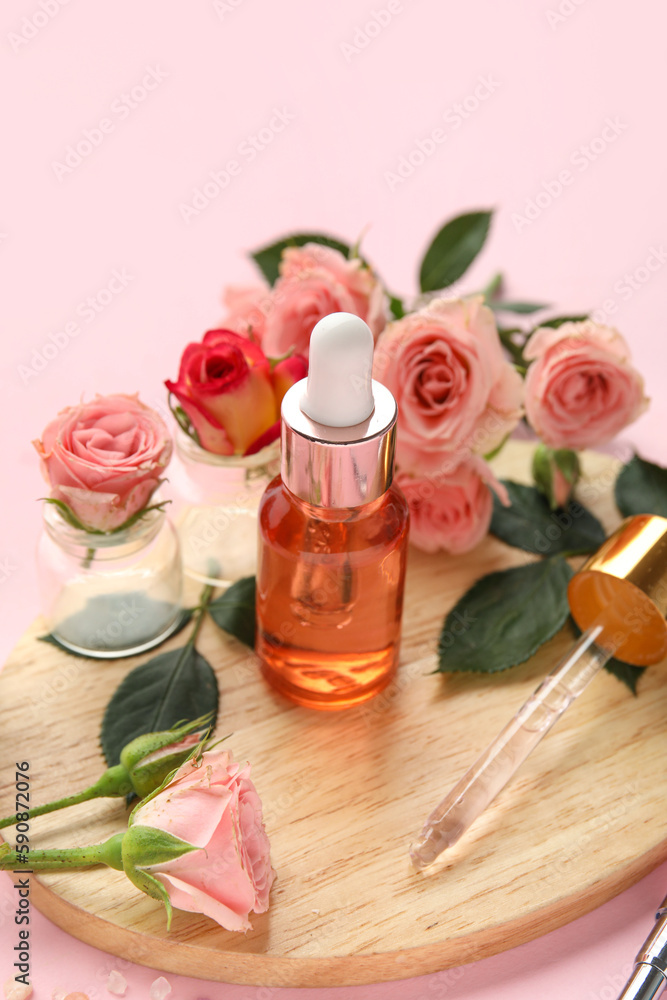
37,503,183,658
171,430,280,586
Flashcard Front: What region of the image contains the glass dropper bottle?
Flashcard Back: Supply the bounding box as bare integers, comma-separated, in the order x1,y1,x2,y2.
410,513,667,869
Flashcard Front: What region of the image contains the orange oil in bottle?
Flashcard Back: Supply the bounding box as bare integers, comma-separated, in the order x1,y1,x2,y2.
256,476,409,709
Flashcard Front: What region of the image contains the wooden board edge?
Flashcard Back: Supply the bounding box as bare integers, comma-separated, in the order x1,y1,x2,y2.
8,835,667,988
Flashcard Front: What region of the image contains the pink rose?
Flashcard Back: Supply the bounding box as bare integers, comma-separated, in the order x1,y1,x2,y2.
165,329,306,456
33,394,172,532
396,455,508,555
220,284,272,344
524,320,648,449
127,749,275,932
262,243,387,358
373,297,524,472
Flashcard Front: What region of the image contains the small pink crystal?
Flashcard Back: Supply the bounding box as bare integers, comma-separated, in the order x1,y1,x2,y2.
3,979,32,1000
106,972,127,997
149,979,171,1000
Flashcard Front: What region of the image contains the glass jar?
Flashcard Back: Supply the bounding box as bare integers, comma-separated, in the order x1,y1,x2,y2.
171,429,280,586
37,504,183,659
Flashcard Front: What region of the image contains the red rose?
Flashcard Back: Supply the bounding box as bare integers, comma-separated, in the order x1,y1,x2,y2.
165,329,306,456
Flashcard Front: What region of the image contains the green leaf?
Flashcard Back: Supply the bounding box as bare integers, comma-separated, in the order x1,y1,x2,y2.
208,576,256,648
39,609,193,659
101,643,219,767
437,557,574,674
497,326,527,367
490,481,605,556
615,454,667,518
419,210,492,293
251,233,352,286
490,300,549,315
533,313,588,330
603,657,646,694
167,393,201,447
388,294,405,320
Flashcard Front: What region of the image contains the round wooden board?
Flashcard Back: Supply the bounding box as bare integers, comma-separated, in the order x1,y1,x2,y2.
2,440,667,987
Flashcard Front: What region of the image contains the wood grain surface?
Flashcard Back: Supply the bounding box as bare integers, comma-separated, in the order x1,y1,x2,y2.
2,441,666,987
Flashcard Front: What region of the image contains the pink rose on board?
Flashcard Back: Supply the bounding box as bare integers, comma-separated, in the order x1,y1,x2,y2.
396,455,508,555
124,749,275,932
221,284,272,344
165,329,306,456
262,243,387,358
373,297,524,472
33,394,172,533
524,320,648,450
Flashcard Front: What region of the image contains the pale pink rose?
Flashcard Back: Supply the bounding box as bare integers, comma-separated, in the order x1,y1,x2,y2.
524,321,648,449
221,284,272,344
131,749,275,932
396,455,507,555
263,243,387,358
373,297,524,472
33,394,172,532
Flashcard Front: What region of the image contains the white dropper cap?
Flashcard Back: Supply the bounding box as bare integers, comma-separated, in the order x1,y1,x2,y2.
300,312,375,427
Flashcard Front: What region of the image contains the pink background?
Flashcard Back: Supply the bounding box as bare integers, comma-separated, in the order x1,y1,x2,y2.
2,0,667,995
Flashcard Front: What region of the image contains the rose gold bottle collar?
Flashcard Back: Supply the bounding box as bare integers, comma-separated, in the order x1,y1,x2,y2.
280,378,397,508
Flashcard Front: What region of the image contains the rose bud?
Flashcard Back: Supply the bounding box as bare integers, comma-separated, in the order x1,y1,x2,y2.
0,717,213,829
119,717,213,799
532,443,581,510
122,749,275,931
33,394,172,533
165,329,279,456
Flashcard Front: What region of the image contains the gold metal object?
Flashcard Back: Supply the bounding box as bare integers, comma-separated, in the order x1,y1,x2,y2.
568,514,667,665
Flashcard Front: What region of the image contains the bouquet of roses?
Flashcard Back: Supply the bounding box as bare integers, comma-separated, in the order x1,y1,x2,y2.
205,212,647,556
184,210,662,690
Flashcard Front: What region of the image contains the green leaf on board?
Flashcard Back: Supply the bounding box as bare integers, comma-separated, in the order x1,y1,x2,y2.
419,210,493,293
251,233,353,286
437,557,574,673
615,454,667,518
490,300,549,315
602,657,646,695
101,643,219,766
490,481,605,556
208,575,257,648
